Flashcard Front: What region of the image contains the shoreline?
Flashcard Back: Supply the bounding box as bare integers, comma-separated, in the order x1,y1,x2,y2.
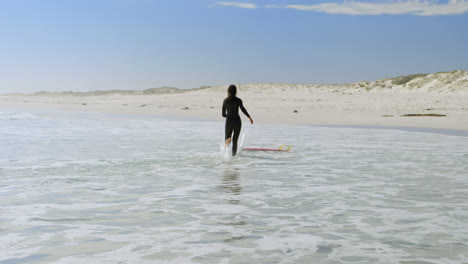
1,72,468,131
1,94,468,132
2,99,468,135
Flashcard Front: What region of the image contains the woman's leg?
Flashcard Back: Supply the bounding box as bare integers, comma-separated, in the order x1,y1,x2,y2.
225,120,233,148
232,122,242,156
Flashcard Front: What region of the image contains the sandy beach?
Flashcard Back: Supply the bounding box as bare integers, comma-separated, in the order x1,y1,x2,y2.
2,71,468,130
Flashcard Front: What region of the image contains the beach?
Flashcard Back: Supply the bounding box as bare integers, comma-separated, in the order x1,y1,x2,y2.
3,0,468,262
1,71,468,130
2,71,468,263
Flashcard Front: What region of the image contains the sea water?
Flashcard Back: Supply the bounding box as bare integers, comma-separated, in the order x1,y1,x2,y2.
1,108,467,264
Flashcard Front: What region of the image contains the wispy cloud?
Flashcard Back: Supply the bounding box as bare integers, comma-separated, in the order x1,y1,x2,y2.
216,2,256,9
269,0,468,16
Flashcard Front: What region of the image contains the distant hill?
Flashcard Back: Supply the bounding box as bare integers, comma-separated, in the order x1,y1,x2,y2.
352,70,468,94
198,70,468,95
12,70,468,96
32,87,182,96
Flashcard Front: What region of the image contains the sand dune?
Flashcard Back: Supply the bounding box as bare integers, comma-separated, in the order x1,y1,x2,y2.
1,71,468,130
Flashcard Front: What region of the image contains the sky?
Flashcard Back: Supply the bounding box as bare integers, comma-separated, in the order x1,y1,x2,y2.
0,0,467,93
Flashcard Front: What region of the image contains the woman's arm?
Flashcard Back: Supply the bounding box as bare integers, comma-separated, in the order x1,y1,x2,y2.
239,99,250,118
239,99,253,124
222,99,227,118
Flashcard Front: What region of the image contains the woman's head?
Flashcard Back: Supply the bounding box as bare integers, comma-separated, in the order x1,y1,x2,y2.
227,84,237,97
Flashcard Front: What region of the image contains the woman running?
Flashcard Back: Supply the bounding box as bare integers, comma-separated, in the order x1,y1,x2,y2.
222,84,253,156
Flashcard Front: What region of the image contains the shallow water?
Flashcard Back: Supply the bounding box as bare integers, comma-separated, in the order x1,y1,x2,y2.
1,108,468,264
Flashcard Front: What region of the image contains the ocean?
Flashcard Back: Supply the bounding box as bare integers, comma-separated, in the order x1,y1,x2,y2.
1,107,467,264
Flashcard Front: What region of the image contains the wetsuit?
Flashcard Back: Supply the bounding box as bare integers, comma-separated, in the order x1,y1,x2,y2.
222,96,250,156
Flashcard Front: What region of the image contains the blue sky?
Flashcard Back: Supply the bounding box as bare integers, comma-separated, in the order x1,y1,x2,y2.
0,0,467,93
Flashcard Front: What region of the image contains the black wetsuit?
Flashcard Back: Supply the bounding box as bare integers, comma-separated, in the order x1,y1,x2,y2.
222,96,250,156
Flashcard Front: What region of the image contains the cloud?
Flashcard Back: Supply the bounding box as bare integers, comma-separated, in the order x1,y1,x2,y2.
216,2,256,9
267,0,468,16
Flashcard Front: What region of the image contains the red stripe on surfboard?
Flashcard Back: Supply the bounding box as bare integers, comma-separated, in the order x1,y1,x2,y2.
242,147,289,152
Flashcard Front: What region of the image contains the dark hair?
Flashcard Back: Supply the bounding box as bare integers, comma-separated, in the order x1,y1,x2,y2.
227,84,237,98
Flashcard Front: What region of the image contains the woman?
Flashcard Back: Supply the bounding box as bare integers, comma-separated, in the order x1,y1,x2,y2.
222,84,253,156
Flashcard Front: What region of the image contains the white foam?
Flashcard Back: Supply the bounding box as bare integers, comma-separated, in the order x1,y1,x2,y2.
0,112,36,120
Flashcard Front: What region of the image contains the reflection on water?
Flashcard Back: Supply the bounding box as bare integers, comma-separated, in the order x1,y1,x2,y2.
220,169,242,205
218,168,248,229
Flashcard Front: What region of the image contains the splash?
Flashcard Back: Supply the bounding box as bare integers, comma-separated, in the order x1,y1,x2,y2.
0,112,36,120
220,130,249,160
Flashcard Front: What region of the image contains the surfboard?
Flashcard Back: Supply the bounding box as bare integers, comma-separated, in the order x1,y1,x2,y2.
242,145,292,152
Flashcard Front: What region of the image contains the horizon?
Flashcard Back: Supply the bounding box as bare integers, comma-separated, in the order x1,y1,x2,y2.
5,69,467,95
1,0,467,93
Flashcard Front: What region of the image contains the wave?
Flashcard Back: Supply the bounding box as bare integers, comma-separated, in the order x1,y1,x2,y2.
0,112,36,120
